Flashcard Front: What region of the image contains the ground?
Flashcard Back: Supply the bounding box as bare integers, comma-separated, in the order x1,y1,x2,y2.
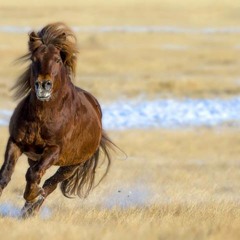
0,0,240,239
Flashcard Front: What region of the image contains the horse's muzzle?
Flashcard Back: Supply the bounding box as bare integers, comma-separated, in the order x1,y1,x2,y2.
35,80,52,101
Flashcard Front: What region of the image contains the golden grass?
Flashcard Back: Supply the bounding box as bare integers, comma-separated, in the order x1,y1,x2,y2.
1,0,240,26
1,203,240,240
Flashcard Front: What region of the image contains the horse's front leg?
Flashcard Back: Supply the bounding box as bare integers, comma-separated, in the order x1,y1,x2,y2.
21,165,77,218
0,138,22,196
23,145,59,202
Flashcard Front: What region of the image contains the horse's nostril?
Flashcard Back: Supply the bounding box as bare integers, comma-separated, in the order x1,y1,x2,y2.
43,81,52,91
35,81,40,89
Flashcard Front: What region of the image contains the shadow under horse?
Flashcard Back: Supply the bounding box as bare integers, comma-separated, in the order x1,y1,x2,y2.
0,22,115,218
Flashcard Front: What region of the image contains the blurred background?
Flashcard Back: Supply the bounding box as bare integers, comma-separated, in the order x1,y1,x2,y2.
1,0,240,128
0,1,240,238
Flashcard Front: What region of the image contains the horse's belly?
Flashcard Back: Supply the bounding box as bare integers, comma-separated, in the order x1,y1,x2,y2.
24,151,42,161
55,151,94,166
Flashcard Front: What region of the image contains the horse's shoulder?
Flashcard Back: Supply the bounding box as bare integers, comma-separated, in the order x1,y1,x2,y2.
76,87,102,118
10,96,29,125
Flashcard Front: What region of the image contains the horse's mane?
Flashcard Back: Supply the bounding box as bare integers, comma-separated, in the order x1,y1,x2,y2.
12,22,79,100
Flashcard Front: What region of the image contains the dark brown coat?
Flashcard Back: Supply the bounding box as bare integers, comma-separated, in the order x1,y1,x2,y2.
0,22,114,218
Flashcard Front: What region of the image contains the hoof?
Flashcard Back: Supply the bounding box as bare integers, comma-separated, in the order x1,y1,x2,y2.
24,186,45,202
20,195,45,219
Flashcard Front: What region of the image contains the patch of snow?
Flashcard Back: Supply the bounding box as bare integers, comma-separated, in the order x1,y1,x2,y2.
102,98,240,129
0,202,51,219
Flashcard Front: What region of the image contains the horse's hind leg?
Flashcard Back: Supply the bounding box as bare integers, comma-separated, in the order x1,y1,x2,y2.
42,165,77,197
21,165,76,218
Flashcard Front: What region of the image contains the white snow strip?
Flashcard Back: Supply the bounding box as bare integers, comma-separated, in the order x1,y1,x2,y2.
1,98,240,129
1,25,240,34
102,98,240,129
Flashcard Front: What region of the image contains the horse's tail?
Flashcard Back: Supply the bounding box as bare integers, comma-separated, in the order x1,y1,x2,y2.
60,131,114,198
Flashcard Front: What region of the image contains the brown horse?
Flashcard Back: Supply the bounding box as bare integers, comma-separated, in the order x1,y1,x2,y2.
0,22,115,218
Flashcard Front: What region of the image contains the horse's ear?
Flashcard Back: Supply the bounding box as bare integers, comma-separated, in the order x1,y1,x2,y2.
59,32,66,41
28,31,42,52
29,31,38,42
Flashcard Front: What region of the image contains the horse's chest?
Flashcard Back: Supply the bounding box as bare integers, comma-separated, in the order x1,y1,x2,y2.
13,121,46,157
14,121,39,143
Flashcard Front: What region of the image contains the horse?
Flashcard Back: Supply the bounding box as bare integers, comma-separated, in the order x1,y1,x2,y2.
0,22,115,218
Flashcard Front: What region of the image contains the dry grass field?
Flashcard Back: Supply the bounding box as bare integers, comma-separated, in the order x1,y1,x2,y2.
0,0,240,239
0,127,240,239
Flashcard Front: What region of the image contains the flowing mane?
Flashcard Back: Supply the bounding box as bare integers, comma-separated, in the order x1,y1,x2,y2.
12,22,79,100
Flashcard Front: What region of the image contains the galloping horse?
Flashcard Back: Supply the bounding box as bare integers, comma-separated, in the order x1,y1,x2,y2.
0,22,114,218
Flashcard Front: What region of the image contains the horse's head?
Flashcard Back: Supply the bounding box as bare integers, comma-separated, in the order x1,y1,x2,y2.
12,23,79,102
30,41,63,101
